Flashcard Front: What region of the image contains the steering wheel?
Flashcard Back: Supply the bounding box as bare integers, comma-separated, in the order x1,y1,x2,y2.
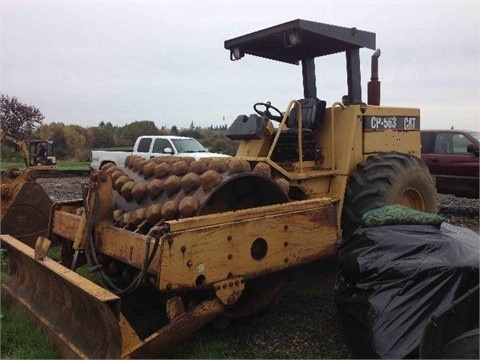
253,102,283,122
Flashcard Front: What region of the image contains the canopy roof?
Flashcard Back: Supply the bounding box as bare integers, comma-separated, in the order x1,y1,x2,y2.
224,19,376,64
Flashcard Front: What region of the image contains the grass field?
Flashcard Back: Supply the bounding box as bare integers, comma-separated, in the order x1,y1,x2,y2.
0,306,58,359
0,251,350,359
0,160,90,171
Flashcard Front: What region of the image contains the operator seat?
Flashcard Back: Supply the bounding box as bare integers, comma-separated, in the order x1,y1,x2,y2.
272,98,326,162
287,98,326,131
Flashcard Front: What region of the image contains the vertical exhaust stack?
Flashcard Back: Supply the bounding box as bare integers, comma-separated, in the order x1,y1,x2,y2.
368,49,381,106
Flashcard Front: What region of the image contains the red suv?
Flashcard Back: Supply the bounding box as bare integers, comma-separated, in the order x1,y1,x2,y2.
421,129,479,198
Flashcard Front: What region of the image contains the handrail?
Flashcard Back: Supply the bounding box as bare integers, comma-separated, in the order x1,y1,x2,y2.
329,102,345,171
266,100,346,174
297,101,304,173
266,100,304,172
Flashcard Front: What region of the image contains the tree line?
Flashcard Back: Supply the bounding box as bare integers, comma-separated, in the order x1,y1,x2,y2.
0,94,238,162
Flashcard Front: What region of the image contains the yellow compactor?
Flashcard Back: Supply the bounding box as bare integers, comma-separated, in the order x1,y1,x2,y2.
0,19,437,358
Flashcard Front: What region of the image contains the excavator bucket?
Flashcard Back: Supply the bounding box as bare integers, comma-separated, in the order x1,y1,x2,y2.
0,168,53,248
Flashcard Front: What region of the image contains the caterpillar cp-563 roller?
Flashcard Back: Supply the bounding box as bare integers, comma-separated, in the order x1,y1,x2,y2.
0,19,437,358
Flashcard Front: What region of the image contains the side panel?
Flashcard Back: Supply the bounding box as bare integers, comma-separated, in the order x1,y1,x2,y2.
362,107,421,157
317,105,363,175
363,130,421,157
91,151,131,169
50,198,338,291
320,105,421,175
158,198,338,290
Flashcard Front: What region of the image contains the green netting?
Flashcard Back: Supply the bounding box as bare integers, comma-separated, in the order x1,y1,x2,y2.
361,205,444,228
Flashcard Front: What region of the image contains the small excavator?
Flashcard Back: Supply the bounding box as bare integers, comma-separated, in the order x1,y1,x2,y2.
0,130,57,170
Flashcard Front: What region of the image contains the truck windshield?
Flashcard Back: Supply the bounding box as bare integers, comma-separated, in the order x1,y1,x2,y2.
470,131,480,142
171,138,208,153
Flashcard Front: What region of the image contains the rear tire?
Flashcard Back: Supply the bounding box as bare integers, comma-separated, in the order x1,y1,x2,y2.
341,152,437,240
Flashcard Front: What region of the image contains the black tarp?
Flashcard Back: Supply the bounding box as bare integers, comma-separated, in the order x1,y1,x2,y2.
334,223,479,358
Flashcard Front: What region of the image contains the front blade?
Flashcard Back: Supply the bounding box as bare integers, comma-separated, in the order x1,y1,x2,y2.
1,234,122,359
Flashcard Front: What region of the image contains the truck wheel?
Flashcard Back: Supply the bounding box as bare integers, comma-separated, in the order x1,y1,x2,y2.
341,152,437,240
439,328,479,359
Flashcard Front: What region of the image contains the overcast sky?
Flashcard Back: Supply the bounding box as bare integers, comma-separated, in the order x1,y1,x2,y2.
1,1,479,131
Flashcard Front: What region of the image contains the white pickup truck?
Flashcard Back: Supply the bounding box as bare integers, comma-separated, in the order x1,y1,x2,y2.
90,135,229,170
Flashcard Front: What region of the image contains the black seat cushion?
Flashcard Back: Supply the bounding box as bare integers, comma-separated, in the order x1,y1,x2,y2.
287,98,326,131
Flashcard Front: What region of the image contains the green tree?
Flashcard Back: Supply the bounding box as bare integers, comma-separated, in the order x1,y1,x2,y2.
35,123,91,160
89,126,114,148
159,126,169,135
64,125,90,161
120,121,160,144
200,129,238,155
0,94,45,137
179,128,203,139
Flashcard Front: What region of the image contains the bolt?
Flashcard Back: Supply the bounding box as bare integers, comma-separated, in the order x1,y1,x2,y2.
227,272,233,278
24,169,36,181
181,246,186,253
227,235,232,241
223,284,227,289
150,227,161,237
284,225,288,231
235,280,239,286
1,185,12,199
147,275,157,286
167,237,173,245
284,258,289,263
215,285,221,291
284,241,288,247
227,295,236,305
187,260,193,267
163,223,171,233
227,254,233,259
229,282,233,287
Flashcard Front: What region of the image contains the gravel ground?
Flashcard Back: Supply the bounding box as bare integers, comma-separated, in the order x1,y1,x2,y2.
37,176,87,201
436,193,479,233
